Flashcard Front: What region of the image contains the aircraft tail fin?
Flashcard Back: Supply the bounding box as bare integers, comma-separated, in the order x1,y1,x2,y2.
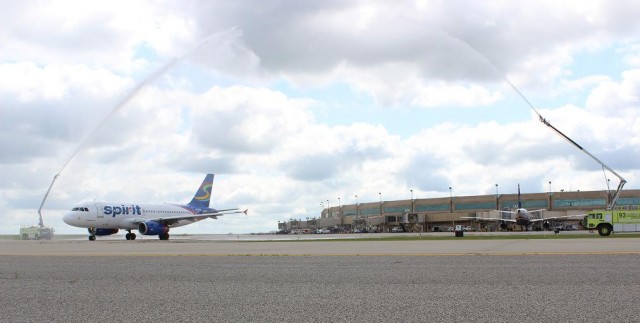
517,183,522,209
188,174,214,209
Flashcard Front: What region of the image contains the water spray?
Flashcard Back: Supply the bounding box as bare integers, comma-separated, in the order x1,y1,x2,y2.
35,58,178,227
442,31,626,209
36,31,227,225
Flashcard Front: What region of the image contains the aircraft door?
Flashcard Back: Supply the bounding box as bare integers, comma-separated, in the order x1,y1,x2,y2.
95,203,105,218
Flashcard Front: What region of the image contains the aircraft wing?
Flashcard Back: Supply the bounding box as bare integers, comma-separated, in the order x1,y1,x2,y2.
206,208,240,213
460,216,516,223
129,209,248,226
498,209,546,215
529,213,586,223
197,208,245,217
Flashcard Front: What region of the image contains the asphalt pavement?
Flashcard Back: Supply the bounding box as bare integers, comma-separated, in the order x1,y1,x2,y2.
2,236,640,322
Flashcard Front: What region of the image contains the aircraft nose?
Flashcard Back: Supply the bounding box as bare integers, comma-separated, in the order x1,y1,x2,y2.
63,212,77,226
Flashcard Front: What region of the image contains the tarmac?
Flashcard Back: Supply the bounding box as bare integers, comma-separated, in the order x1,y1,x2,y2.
2,232,640,256
2,233,640,322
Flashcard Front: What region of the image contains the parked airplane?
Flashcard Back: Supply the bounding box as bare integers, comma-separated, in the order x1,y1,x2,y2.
461,184,581,231
63,174,247,240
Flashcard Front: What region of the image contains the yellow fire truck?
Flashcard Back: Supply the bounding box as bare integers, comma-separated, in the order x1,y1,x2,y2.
583,208,640,236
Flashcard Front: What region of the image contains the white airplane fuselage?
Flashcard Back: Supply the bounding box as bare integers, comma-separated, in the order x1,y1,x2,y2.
61,174,244,241
513,208,533,226
63,201,203,230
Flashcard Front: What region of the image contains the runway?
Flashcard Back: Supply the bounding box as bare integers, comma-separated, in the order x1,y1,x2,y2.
2,236,640,322
2,233,640,256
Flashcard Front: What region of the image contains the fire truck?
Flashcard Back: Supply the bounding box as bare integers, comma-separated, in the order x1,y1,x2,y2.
20,225,55,240
583,208,640,236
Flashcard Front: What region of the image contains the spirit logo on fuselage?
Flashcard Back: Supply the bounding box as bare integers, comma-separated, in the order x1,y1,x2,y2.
104,205,142,217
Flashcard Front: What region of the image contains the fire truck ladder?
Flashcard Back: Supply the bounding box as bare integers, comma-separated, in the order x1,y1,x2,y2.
506,80,626,210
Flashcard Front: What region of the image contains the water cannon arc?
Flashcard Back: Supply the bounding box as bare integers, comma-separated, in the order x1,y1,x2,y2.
441,29,626,210
35,30,229,223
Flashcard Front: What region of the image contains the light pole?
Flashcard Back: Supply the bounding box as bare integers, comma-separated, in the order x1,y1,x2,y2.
548,181,552,211
355,194,359,215
379,192,383,232
327,199,330,218
410,189,414,213
338,197,343,228
495,184,499,210
449,187,453,213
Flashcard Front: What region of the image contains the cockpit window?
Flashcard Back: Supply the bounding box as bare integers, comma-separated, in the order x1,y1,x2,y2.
71,207,90,212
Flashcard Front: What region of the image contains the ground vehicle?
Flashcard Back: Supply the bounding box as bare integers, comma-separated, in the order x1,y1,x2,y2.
583,208,640,236
391,226,404,233
24,173,56,240
20,225,54,240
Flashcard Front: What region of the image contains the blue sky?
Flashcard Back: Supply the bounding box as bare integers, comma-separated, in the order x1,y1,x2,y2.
1,1,640,235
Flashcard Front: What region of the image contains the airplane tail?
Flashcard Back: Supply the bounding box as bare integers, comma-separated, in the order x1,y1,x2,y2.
517,183,522,209
188,174,214,209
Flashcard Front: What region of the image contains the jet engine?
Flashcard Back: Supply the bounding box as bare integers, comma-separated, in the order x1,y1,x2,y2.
138,221,169,235
89,228,119,236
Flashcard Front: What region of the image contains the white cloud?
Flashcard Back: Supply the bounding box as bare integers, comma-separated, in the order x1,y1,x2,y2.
411,82,503,107
621,43,640,67
586,69,640,117
191,86,315,153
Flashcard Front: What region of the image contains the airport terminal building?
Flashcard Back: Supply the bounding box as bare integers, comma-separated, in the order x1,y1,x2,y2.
279,189,640,233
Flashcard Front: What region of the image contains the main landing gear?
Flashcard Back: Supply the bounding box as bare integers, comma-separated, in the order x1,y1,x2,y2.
125,230,137,240
159,233,170,240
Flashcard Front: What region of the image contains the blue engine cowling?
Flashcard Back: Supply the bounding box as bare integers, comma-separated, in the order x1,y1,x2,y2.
138,221,169,235
90,228,119,236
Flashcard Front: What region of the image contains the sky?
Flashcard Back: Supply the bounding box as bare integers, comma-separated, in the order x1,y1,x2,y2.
2,0,640,235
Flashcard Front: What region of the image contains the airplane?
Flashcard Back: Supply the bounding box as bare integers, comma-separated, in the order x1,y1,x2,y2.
461,184,582,231
63,174,247,241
